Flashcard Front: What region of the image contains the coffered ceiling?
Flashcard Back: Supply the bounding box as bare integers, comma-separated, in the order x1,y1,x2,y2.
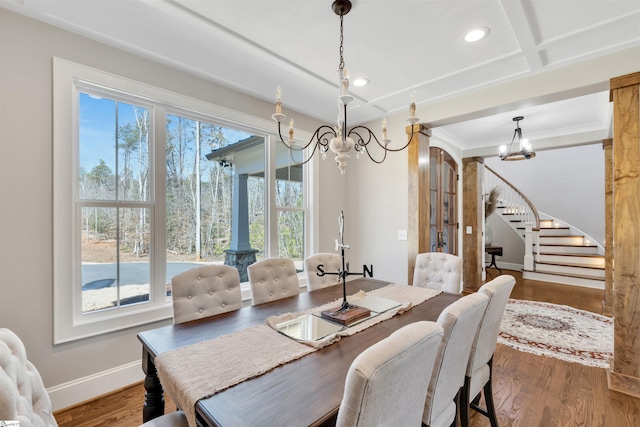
3,0,639,155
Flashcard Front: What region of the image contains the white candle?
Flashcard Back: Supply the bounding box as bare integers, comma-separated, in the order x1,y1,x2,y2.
340,68,349,96
275,86,282,114
382,118,388,140
409,91,416,118
288,119,294,141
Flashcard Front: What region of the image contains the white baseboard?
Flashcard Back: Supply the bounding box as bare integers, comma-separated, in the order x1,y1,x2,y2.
487,262,523,273
48,360,144,411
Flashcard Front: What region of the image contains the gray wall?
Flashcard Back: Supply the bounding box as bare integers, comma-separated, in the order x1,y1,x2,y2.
0,5,632,408
485,143,605,247
0,8,334,394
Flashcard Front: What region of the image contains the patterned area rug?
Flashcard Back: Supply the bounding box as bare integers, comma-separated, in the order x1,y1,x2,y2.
498,299,613,368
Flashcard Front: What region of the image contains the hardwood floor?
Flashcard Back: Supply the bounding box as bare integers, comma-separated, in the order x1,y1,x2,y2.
54,270,639,427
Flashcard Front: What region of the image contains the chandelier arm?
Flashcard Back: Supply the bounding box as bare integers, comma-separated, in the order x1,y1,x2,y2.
276,121,336,152
506,129,518,154
360,142,388,164
347,127,387,164
348,125,415,153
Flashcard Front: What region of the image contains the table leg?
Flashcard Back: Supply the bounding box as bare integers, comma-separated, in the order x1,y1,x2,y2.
487,254,502,274
142,348,165,422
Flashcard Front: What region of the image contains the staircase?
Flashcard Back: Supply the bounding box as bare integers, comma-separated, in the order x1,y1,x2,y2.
486,166,605,289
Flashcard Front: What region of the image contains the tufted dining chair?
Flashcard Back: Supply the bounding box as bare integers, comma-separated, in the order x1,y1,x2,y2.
0,328,58,426
460,274,516,427
336,321,444,427
247,257,300,305
171,264,243,324
422,292,489,427
304,253,342,291
413,252,463,294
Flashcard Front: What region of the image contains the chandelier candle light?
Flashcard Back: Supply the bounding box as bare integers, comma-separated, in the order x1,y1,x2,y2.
272,0,420,174
498,116,536,161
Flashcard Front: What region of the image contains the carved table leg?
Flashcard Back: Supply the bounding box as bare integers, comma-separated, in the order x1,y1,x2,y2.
142,348,165,422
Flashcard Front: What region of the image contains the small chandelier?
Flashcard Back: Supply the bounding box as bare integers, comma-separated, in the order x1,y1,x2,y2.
498,116,536,161
272,0,420,174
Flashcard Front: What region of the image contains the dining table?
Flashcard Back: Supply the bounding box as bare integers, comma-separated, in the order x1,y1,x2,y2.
137,277,461,426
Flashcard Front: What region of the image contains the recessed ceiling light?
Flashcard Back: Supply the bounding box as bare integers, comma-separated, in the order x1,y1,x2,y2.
464,27,490,43
353,77,370,87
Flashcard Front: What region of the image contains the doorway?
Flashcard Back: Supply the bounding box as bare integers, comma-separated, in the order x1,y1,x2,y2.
430,147,458,254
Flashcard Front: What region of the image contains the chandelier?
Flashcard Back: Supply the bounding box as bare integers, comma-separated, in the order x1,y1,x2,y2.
272,0,420,174
498,116,536,161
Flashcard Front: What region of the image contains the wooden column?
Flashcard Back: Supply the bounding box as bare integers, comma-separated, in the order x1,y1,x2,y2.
407,124,430,285
602,138,613,316
608,71,640,397
462,157,484,293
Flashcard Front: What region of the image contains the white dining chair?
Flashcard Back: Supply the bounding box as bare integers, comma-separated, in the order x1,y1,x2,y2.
460,274,516,427
413,252,463,294
336,321,444,427
0,328,58,426
422,292,489,427
247,257,300,305
304,252,342,291
139,410,188,427
171,264,243,324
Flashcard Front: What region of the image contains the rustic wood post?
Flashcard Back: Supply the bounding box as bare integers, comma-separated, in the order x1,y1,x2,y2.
462,157,484,293
407,124,430,285
608,71,640,397
602,138,613,316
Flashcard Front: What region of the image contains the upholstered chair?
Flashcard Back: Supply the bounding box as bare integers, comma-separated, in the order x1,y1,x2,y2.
304,253,342,291
139,410,189,427
247,257,300,305
460,274,516,427
0,328,58,426
171,264,243,324
413,252,463,294
336,321,444,427
422,292,489,427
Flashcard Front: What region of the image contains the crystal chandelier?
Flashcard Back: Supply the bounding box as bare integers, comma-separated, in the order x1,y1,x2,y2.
498,116,536,161
272,0,420,174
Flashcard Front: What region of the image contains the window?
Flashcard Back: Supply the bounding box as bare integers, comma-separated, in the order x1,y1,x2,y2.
53,58,311,343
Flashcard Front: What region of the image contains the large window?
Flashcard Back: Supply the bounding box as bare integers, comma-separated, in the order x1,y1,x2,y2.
53,58,310,343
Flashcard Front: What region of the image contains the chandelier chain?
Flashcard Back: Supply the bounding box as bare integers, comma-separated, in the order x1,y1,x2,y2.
339,14,344,71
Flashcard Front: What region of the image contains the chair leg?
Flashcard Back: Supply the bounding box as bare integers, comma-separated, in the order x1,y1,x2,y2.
459,376,471,427
483,357,499,427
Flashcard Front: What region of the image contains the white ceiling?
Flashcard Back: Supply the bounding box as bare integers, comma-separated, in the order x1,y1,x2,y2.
3,0,640,154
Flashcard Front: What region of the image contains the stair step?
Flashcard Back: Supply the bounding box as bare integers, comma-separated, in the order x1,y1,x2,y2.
538,235,588,245
522,269,604,289
534,244,600,255
534,261,605,278
538,253,605,267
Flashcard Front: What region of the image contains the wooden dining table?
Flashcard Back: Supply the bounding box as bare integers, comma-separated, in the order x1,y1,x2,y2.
137,277,461,426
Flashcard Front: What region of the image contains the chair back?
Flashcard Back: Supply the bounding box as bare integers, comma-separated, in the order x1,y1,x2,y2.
422,292,489,427
466,275,516,386
413,252,463,294
247,257,300,305
304,253,342,291
0,328,58,426
336,321,444,427
171,264,242,324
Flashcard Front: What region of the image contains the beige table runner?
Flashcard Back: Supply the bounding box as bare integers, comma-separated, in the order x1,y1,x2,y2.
155,283,441,427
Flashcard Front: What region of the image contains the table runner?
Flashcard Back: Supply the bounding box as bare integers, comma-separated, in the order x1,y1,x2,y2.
155,283,441,427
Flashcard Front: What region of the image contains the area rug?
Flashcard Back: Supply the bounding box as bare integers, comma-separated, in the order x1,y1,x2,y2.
498,299,613,368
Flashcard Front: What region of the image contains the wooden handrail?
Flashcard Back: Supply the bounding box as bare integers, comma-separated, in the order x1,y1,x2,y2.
485,165,540,230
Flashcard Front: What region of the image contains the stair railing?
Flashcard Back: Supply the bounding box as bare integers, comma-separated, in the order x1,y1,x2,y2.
484,165,540,270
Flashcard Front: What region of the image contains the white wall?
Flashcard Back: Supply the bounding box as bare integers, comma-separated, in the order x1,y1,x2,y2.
344,49,636,286
0,9,330,407
485,144,605,247
1,5,633,410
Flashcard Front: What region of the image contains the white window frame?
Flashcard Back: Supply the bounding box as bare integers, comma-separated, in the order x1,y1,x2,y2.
53,58,313,344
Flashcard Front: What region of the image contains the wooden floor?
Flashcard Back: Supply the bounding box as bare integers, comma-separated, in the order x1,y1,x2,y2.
54,270,640,427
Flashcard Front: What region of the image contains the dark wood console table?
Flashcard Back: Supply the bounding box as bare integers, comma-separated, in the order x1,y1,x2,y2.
485,245,503,274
